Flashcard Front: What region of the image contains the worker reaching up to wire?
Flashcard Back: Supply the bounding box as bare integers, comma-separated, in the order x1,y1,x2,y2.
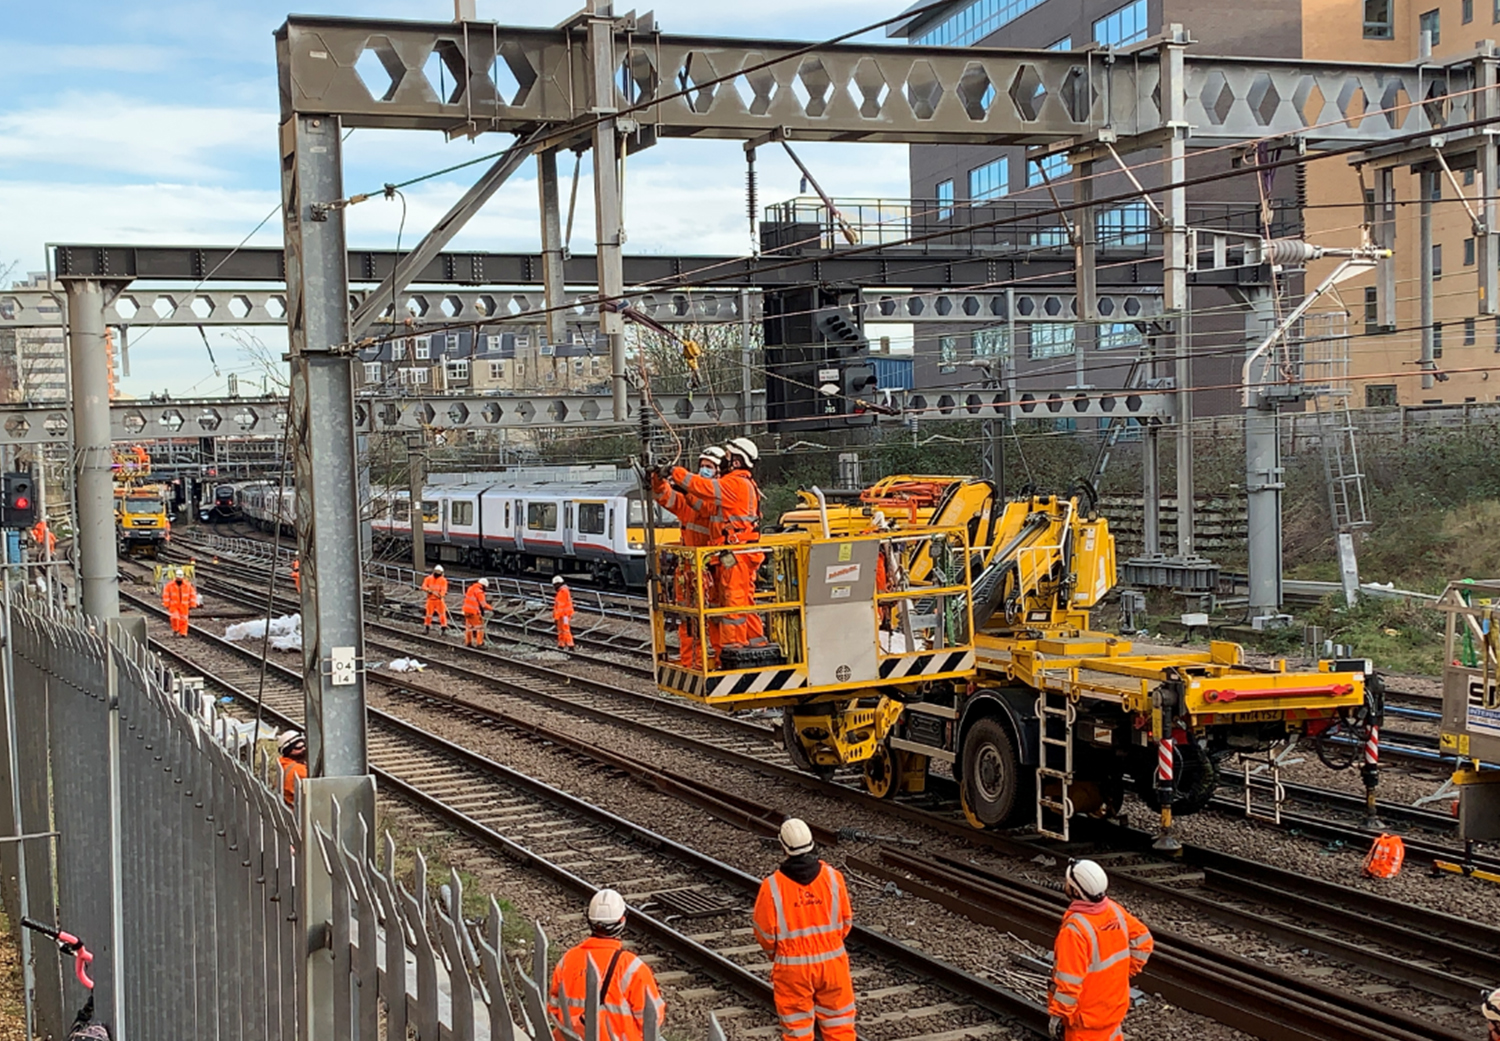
654,446,724,667
462,578,492,648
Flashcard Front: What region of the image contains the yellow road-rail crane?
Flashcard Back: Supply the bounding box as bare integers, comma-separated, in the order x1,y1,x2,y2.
1436,579,1500,882
112,446,170,559
650,478,1371,846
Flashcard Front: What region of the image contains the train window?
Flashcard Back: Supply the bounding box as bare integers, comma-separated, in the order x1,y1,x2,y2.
627,496,678,528
527,502,558,531
394,499,411,522
421,500,439,523
505,502,511,528
577,502,607,535
451,501,474,526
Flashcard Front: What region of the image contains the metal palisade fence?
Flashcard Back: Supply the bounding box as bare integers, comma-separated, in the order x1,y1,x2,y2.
0,598,702,1041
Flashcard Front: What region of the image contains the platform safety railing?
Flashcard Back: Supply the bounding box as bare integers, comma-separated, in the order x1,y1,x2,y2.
0,596,724,1040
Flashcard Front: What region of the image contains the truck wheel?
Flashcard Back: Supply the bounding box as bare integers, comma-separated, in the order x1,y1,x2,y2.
782,711,835,781
1135,741,1219,816
960,717,1030,828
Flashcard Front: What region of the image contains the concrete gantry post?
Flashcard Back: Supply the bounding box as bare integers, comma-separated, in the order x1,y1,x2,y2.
589,1,629,421
1374,167,1398,329
1419,169,1436,390
1160,26,1194,559
62,278,123,619
1243,289,1282,618
407,436,427,572
539,148,570,348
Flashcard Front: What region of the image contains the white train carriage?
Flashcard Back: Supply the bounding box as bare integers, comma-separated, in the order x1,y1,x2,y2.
372,474,677,588
236,481,297,535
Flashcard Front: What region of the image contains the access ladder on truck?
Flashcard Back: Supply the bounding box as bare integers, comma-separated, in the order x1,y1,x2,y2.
1036,687,1076,840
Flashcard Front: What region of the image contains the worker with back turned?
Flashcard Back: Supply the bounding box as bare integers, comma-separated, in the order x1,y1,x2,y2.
753,818,855,1041
1048,858,1153,1040
548,888,665,1041
421,564,449,634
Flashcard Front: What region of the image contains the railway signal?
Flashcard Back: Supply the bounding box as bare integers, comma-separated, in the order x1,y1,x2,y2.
1,472,36,529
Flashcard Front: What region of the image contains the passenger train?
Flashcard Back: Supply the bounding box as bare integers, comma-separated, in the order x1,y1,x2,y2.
236,481,298,535
370,469,677,588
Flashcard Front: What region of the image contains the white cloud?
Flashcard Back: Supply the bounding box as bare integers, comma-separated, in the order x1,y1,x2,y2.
0,95,274,181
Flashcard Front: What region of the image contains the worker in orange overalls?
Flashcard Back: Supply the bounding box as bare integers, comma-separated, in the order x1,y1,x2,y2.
421,564,449,634
865,511,894,631
653,446,724,667
278,731,308,808
462,578,492,648
161,568,199,637
548,889,664,1041
29,519,57,560
753,819,855,1041
551,574,575,649
291,556,301,593
667,437,764,664
1048,859,1153,1040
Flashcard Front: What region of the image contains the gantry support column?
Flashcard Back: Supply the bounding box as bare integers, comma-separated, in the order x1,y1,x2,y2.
1244,288,1282,618
278,108,374,1041
407,435,427,572
62,278,123,619
1477,46,1500,316
1074,158,1098,322
1420,170,1436,389
589,1,628,420
1161,26,1194,558
1374,167,1398,329
539,149,570,347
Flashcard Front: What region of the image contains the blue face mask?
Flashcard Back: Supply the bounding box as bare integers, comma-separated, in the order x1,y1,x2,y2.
699,466,716,478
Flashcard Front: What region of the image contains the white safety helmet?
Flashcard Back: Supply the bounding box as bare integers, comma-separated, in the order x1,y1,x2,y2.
587,888,627,934
779,818,815,857
476,578,489,590
725,437,759,467
433,565,444,575
278,731,305,755
551,574,565,586
870,510,890,531
174,568,186,579
699,445,727,465
1064,858,1108,902
1484,987,1500,1022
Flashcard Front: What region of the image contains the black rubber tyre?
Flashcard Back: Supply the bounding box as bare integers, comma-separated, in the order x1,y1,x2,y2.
960,717,1032,828
1135,740,1219,816
783,711,835,781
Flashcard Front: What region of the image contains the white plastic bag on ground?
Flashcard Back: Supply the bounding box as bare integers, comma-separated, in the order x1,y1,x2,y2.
225,613,301,647
385,658,427,672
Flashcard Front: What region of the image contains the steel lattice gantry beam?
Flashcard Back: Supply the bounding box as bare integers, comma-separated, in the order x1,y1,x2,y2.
277,13,1481,148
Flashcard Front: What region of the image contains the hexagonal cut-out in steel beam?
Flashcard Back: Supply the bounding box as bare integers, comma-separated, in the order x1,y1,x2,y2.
196,409,222,431
579,399,601,422
1200,70,1234,125
446,402,470,425
846,57,890,119
3,417,29,439
1008,64,1046,122
422,39,468,105
792,57,832,118
159,409,185,432
414,403,436,426
496,39,538,107
354,35,405,103
728,54,777,117
1337,79,1367,129
1060,66,1094,123
228,295,252,319
673,397,695,421
1293,77,1325,127
617,48,658,105
545,400,569,423
1247,73,1282,127
1423,80,1450,128
481,402,503,423
955,62,992,121
1099,395,1118,413
1380,81,1410,130
121,410,146,434
42,413,68,437
905,60,944,121
378,403,400,427
675,52,721,114
113,296,140,320
233,408,259,430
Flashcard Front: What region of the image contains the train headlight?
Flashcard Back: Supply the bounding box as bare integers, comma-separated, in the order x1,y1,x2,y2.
628,540,644,550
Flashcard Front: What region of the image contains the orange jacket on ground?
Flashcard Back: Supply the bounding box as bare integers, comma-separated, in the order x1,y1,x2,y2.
280,757,308,807
1048,897,1153,1036
422,573,448,600
463,583,490,616
162,578,197,613
553,584,574,621
654,475,714,547
670,467,761,545
753,860,853,967
548,936,664,1041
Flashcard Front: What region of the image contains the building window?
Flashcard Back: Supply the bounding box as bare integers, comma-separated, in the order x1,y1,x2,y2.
446,359,470,382
489,361,506,380
938,335,959,373
1365,384,1398,406
1465,168,1477,185
1364,286,1380,335
1466,317,1478,345
414,337,431,360
936,179,955,220
392,340,407,361
363,362,383,384
968,158,1008,201
1097,323,1144,351
399,367,429,385
1363,0,1394,36
1465,237,1477,265
1420,8,1441,45
1029,153,1071,187
911,0,1053,47
445,333,460,353
1495,0,1500,24
1433,322,1444,358
973,326,1011,360
1097,202,1151,248
486,334,503,352
1464,0,1475,23
1432,243,1443,278
1094,0,1149,47
1047,36,1072,50
1029,324,1076,359
1030,226,1070,248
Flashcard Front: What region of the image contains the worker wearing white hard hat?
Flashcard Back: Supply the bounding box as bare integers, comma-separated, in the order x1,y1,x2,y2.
1484,987,1500,1040
652,447,723,667
548,889,665,1041
552,574,575,649
462,578,493,648
1047,859,1154,1040
277,731,308,808
421,565,450,635
162,567,198,637
753,819,856,1041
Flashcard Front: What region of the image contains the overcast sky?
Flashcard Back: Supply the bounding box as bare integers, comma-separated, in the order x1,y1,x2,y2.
0,0,915,397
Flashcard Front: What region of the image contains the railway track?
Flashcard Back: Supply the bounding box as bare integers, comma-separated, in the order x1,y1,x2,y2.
120,586,1047,1041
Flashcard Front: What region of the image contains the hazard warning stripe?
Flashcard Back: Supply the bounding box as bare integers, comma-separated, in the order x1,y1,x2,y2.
707,668,805,699
878,650,975,679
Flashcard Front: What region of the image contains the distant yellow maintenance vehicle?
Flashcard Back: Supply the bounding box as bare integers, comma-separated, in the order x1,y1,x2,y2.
115,485,171,558
650,476,1373,845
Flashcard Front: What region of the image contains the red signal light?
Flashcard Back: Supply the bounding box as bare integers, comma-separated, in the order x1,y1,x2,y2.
13,497,28,510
